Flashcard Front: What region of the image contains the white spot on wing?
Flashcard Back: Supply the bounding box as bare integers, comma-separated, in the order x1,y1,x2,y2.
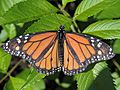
17,38,21,43
98,50,102,55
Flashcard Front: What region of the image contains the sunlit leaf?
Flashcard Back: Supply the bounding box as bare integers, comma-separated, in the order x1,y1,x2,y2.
83,20,120,39
74,0,119,21
0,0,58,25
4,68,46,90
95,0,120,20
25,14,72,33
0,0,25,16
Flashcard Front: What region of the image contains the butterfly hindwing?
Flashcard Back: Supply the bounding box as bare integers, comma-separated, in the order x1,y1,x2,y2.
63,40,87,76
34,39,61,75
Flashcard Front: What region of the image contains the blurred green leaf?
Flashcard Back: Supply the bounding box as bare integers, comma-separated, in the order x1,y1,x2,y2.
55,78,71,88
25,14,72,33
83,20,120,39
4,76,26,90
62,0,75,7
3,24,16,39
74,0,118,21
113,40,120,54
74,70,95,90
0,29,8,42
0,0,58,25
112,72,120,90
0,0,25,16
93,62,115,90
0,48,11,73
74,62,115,90
0,24,16,42
4,68,46,90
61,82,71,88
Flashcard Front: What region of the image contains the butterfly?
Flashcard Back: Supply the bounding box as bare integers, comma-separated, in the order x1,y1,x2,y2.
3,25,115,76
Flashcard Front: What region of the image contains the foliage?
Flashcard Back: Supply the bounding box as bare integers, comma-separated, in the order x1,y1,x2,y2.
0,0,119,90
4,68,45,90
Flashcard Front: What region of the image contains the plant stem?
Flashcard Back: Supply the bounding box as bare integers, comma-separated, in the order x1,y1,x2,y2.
73,19,81,33
113,60,120,71
70,24,76,32
57,2,70,17
57,2,81,33
0,60,22,84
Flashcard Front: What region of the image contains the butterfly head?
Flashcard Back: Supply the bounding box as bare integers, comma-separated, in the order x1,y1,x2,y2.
60,25,65,30
58,25,66,40
58,25,65,33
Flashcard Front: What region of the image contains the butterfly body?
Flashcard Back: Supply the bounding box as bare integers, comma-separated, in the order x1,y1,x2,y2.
3,26,115,76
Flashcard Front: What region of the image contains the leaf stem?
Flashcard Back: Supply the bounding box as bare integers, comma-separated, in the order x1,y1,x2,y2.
113,60,120,71
73,19,81,33
56,2,81,33
0,60,22,84
70,24,76,32
57,2,70,17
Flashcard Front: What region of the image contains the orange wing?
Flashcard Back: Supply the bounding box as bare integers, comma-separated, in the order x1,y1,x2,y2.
34,39,61,75
63,33,115,75
63,40,87,76
3,32,61,75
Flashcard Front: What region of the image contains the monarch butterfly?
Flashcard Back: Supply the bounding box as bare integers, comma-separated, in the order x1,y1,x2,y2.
3,25,115,76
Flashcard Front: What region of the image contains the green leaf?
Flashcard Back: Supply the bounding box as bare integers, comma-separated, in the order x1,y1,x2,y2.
0,0,25,16
83,20,120,39
0,48,11,73
74,62,115,90
95,0,120,20
0,24,16,42
93,62,115,90
25,14,72,33
113,40,120,54
0,0,58,25
3,24,16,39
74,0,117,21
4,76,26,90
112,72,120,90
4,68,46,90
62,0,75,7
74,70,95,90
0,29,8,42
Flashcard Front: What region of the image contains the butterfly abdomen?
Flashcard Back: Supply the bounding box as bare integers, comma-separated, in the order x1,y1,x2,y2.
58,40,64,66
58,27,65,66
